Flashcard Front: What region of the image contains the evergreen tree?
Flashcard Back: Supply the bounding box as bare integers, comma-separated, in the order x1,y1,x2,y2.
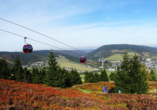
84,71,96,83
15,68,24,82
58,68,71,88
150,69,156,81
0,58,10,79
31,67,40,83
141,64,151,81
11,56,24,81
70,69,82,85
112,51,148,94
38,67,46,84
129,54,148,94
120,50,130,72
150,69,155,75
84,71,90,82
43,52,60,86
94,72,100,82
109,72,116,81
23,67,32,83
100,69,109,81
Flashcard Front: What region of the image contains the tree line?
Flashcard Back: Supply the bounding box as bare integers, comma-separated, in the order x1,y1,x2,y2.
0,52,82,88
84,69,109,83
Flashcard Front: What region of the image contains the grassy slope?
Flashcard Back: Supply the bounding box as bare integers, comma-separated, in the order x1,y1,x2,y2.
107,52,140,61
57,56,94,71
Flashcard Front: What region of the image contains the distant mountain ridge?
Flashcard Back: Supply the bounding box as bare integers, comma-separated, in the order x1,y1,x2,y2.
1,44,157,65
87,44,157,60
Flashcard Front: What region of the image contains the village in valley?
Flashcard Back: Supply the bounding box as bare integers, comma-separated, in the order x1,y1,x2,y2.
22,56,157,73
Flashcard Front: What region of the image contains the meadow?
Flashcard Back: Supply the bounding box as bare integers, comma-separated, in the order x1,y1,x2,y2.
1,79,157,110
107,52,140,61
57,56,94,71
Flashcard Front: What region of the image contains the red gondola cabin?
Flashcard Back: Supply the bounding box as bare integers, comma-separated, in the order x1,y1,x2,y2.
80,57,86,63
23,44,33,53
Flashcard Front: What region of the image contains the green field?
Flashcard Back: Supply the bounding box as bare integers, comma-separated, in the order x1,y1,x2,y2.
107,52,140,61
57,56,94,71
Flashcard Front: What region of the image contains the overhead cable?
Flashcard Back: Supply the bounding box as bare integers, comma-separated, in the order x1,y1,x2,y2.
0,29,83,56
0,18,86,54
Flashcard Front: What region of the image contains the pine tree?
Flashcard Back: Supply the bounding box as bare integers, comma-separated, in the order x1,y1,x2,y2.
38,67,46,84
94,73,100,82
43,51,59,86
112,51,149,94
70,69,82,85
121,50,130,72
109,72,116,81
31,67,40,83
15,68,24,82
150,69,156,81
58,68,71,88
23,67,32,83
150,69,155,75
129,54,148,94
141,64,151,81
84,71,96,83
0,58,10,79
112,51,132,93
100,69,109,81
11,56,24,81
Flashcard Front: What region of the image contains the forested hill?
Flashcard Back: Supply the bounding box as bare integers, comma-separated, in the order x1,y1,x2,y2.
87,44,157,60
0,50,80,65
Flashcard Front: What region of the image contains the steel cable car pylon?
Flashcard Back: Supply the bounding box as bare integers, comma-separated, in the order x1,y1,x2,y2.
23,37,33,54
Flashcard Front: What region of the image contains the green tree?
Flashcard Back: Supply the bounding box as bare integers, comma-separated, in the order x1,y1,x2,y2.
58,68,71,88
43,52,71,88
109,72,116,81
15,68,24,82
129,54,148,94
150,69,156,81
23,67,32,83
0,58,10,79
31,67,40,83
43,51,58,86
100,69,109,81
141,64,151,81
94,72,100,82
38,67,46,84
84,71,96,83
11,56,24,81
70,69,82,85
150,69,155,75
112,51,148,94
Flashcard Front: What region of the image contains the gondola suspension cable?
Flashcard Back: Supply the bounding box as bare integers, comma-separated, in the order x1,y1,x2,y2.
0,29,106,69
0,18,87,54
0,29,83,56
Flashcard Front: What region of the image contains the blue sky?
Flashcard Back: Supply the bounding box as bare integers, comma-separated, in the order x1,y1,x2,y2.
0,0,157,52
